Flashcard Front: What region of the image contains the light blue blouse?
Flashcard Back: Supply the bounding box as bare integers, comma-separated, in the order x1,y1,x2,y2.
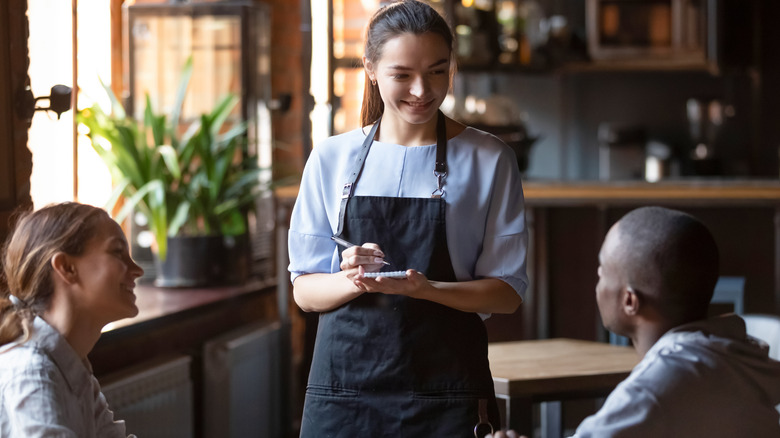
288,126,528,306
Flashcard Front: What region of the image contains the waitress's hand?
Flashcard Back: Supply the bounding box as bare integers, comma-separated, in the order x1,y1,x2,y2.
339,243,386,285
353,268,429,297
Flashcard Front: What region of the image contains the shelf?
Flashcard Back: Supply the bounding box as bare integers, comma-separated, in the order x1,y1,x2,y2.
333,57,719,76
558,59,717,74
522,179,780,206
459,58,717,75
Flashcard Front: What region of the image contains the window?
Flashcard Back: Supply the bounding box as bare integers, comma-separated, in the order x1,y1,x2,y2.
27,0,113,209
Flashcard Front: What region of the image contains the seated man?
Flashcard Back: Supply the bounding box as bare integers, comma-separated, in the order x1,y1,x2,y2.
489,206,780,438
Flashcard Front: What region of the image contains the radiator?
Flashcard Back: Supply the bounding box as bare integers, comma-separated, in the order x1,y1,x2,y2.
100,355,194,438
203,320,284,438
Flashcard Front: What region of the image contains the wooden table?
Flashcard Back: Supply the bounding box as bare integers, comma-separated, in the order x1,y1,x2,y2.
488,338,639,437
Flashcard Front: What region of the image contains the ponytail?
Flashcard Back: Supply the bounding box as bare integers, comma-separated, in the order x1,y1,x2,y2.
0,293,34,347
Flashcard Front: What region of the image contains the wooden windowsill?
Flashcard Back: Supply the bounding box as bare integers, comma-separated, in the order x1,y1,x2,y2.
101,278,276,333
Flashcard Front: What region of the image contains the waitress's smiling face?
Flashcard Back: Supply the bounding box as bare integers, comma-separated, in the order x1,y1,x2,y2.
365,31,451,127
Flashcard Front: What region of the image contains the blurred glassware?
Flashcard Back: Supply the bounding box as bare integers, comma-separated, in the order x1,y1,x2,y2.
518,0,546,65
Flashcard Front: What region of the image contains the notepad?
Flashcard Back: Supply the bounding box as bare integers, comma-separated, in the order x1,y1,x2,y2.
363,271,407,278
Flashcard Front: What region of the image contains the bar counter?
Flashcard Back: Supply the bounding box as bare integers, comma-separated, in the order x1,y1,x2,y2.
522,179,780,205
277,178,780,205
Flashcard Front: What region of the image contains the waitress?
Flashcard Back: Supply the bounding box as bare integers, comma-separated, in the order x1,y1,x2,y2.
288,1,528,436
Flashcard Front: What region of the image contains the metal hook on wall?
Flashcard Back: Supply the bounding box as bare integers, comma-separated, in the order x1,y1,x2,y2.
16,84,72,121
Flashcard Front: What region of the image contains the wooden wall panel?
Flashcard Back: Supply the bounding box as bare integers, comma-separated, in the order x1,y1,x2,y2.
0,0,33,244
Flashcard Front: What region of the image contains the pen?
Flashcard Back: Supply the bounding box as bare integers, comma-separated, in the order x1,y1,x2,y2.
331,235,391,266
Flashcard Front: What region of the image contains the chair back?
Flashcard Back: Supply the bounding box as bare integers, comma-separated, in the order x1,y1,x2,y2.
710,276,745,315
743,314,780,361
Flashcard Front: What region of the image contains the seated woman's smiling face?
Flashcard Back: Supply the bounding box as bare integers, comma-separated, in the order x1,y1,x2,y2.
70,215,143,325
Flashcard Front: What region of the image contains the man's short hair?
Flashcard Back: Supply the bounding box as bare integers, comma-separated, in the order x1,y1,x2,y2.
617,206,719,323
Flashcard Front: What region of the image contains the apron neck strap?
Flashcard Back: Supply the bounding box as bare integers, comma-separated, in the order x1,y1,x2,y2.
336,118,380,236
336,111,447,236
435,110,447,175
432,111,448,198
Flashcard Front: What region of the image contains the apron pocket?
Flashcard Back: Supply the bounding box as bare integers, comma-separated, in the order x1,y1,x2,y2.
404,391,491,437
305,384,359,398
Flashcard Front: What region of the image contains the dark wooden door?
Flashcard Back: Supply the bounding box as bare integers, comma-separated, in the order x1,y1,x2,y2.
0,0,33,244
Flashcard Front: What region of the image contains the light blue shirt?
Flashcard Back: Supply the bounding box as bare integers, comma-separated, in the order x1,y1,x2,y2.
288,126,528,312
0,317,132,438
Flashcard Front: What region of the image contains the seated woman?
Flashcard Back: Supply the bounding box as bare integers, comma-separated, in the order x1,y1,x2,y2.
0,202,143,437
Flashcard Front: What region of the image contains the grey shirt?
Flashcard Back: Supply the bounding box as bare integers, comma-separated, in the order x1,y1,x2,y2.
0,317,130,437
572,314,780,437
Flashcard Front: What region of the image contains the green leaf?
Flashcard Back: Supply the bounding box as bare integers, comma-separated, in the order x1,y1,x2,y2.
157,145,182,180
98,76,126,119
169,56,194,143
145,94,166,149
168,201,191,237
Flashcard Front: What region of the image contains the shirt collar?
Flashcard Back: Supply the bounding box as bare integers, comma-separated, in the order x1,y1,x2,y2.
29,316,93,393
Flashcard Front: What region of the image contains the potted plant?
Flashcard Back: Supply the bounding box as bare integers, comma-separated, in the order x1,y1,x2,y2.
77,58,268,287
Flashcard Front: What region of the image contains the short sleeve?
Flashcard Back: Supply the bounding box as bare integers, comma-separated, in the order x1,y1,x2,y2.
287,148,340,283
473,144,528,297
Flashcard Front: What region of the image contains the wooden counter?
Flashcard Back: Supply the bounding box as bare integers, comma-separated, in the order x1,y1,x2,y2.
278,180,780,205
522,180,780,206
91,280,279,377
102,278,275,332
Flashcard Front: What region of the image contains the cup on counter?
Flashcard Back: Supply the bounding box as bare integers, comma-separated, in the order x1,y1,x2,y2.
645,140,673,183
598,123,646,181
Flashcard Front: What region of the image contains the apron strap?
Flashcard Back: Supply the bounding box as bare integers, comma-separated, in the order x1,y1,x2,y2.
435,110,447,174
337,118,381,236
432,110,448,198
336,110,448,235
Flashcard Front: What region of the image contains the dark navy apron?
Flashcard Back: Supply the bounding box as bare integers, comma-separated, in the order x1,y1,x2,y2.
300,112,499,437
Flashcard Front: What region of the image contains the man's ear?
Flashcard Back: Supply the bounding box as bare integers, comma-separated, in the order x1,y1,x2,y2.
51,252,78,284
623,286,640,316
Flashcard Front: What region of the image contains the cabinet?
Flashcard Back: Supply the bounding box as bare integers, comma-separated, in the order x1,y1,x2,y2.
91,283,285,437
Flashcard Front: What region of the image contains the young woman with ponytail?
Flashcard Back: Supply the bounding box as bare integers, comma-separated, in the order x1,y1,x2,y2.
288,1,528,435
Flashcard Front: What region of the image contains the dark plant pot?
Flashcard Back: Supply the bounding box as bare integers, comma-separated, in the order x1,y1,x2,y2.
153,234,250,288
